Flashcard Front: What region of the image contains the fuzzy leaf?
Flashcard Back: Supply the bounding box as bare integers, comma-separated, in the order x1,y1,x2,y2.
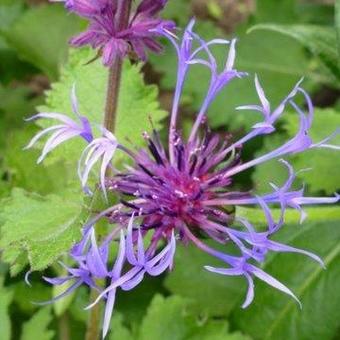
1,4,83,79
20,307,54,340
0,188,82,272
38,47,166,167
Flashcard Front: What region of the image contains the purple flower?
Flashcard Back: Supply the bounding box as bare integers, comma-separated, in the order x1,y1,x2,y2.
24,86,93,163
54,0,175,66
29,20,340,337
78,127,118,199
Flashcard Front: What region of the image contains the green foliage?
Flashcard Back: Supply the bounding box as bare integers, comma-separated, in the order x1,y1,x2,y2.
39,47,167,166
248,24,340,86
109,314,133,340
20,307,54,340
231,217,340,340
138,295,250,340
151,21,313,131
252,108,340,195
336,0,340,55
1,4,83,79
0,283,13,340
0,188,82,272
162,0,191,25
165,243,245,316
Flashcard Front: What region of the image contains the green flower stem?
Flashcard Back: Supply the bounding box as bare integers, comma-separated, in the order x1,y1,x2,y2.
86,1,132,339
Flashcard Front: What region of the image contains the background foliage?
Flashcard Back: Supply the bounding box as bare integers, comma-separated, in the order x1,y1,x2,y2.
0,0,339,339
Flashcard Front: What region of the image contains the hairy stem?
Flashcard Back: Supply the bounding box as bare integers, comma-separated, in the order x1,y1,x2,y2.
86,1,133,339
85,288,102,340
103,0,133,132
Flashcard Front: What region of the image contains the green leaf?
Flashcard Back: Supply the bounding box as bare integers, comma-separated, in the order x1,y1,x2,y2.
231,217,340,340
139,295,250,340
12,281,51,314
151,22,313,131
248,24,340,85
53,280,76,317
4,127,70,196
20,307,54,340
255,0,296,23
284,108,340,194
252,108,340,195
0,0,24,31
109,314,133,340
162,0,191,26
165,243,245,316
1,4,83,79
0,188,82,272
336,0,340,56
38,47,167,167
0,284,13,340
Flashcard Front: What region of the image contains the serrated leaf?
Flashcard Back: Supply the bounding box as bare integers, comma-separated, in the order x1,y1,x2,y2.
139,295,250,340
4,127,70,195
0,188,82,271
20,307,54,340
231,217,340,340
38,47,166,167
0,284,13,340
1,4,83,79
248,24,340,85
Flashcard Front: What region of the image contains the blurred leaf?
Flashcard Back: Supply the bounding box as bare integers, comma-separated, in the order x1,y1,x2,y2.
0,0,24,31
255,0,296,23
162,0,191,25
248,24,340,86
139,295,250,340
116,275,166,324
0,188,82,272
284,108,340,194
38,47,166,167
20,307,54,340
53,280,76,317
231,217,340,340
1,4,83,79
109,314,133,340
336,0,340,55
237,206,340,227
151,22,313,131
12,281,51,314
252,109,340,195
165,243,245,316
0,284,13,340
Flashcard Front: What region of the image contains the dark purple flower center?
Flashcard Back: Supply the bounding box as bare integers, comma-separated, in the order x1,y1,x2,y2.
107,129,244,238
